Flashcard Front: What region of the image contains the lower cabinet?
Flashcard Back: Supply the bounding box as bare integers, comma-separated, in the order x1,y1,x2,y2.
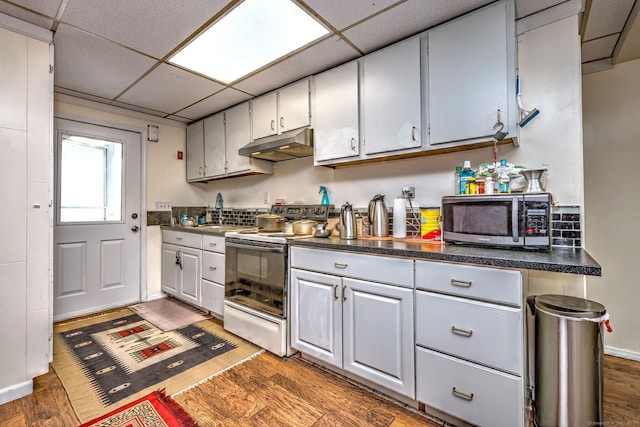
289,247,415,398
161,242,201,306
161,231,225,316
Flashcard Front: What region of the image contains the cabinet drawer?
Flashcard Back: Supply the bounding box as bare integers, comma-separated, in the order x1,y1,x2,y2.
162,230,202,249
416,347,524,427
202,251,224,283
416,291,522,375
203,235,225,254
415,260,521,306
201,279,224,317
290,247,413,288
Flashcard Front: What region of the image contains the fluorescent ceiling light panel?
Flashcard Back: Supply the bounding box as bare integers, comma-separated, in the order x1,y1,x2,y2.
169,0,329,83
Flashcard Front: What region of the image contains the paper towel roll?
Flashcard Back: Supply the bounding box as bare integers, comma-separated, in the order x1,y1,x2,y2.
392,198,407,238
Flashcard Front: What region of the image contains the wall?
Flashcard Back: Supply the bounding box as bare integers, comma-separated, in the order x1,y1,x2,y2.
583,59,640,359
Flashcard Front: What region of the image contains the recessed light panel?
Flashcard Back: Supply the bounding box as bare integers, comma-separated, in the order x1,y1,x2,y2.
170,0,329,83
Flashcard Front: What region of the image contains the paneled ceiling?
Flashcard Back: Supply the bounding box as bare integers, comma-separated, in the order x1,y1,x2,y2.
1,0,638,124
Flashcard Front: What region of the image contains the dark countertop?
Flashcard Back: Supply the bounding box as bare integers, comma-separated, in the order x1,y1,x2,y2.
288,236,602,276
160,225,601,276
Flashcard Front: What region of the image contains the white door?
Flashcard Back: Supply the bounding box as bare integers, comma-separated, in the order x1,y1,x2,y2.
53,118,142,321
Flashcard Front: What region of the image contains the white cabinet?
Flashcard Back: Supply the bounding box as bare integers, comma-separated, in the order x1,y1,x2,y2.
363,37,422,155
414,259,525,427
186,120,205,181
201,235,225,317
251,78,310,140
427,0,515,146
290,247,415,398
161,231,202,307
186,102,272,182
313,61,360,162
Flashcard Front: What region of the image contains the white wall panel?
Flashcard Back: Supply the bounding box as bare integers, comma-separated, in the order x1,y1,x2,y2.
0,27,26,130
0,128,27,264
0,262,27,389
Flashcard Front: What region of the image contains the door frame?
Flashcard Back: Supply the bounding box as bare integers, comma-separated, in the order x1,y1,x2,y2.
53,112,148,305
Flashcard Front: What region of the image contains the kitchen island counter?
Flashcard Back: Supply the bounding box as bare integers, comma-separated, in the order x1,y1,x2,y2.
288,236,601,276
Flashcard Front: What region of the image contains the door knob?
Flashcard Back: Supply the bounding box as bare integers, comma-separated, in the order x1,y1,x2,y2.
131,225,140,232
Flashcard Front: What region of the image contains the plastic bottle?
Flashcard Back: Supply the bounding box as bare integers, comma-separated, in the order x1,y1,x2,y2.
319,186,330,205
454,166,462,195
181,214,188,226
485,176,495,194
497,159,511,193
459,161,476,195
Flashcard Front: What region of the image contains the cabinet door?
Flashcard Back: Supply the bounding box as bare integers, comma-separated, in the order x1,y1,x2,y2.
161,243,179,296
278,78,310,133
186,120,205,181
179,246,201,306
428,1,509,144
290,268,342,368
343,278,415,398
314,61,360,162
224,102,252,174
363,37,421,155
251,92,278,140
203,112,226,177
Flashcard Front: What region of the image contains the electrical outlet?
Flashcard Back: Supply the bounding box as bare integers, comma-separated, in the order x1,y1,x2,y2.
156,201,172,211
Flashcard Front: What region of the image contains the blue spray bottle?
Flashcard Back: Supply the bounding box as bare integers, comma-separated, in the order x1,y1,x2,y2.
319,186,330,205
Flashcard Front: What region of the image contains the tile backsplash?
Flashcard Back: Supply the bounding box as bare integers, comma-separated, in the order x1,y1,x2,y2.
147,204,582,248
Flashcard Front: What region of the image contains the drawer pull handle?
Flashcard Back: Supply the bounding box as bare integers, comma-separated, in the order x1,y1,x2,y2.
452,387,474,401
343,285,347,301
334,262,348,269
176,237,183,241
209,243,217,247
334,284,339,300
209,267,217,271
451,278,472,287
451,325,473,337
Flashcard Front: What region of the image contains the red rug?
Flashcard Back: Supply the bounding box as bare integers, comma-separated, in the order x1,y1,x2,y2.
80,389,200,427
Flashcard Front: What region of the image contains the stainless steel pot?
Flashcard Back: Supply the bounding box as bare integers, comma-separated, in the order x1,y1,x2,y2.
255,214,285,231
292,219,317,235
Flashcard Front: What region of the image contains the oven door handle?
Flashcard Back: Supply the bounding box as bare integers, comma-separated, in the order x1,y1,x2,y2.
226,242,285,253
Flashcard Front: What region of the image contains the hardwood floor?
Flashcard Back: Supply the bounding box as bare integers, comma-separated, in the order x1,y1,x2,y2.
1,341,639,426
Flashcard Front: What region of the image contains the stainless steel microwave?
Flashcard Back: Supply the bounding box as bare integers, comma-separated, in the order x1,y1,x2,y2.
442,193,552,250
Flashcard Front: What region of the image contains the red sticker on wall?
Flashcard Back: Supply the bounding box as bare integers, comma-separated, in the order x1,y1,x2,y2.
177,151,183,160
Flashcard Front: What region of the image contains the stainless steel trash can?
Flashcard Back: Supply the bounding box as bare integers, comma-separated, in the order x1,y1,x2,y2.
531,294,607,427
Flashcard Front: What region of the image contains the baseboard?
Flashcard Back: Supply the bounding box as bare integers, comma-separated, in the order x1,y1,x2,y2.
145,293,166,302
0,380,33,405
605,345,640,362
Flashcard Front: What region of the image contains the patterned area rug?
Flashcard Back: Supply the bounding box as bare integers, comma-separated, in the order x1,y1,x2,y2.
80,389,200,427
53,308,261,423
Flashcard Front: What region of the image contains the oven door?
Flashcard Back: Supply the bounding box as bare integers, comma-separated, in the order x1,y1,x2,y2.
442,194,524,247
224,238,287,318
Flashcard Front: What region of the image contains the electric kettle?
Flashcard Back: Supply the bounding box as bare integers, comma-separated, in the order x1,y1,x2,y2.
368,194,389,237
340,202,357,240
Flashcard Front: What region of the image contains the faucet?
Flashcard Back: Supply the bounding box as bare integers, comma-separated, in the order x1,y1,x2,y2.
214,192,224,225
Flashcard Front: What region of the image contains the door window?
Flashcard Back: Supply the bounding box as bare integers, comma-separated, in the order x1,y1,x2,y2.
58,133,123,223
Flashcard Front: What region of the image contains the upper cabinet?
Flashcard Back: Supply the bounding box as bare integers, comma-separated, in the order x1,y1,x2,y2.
427,1,515,146
314,61,360,162
186,102,272,182
363,37,422,156
251,78,311,140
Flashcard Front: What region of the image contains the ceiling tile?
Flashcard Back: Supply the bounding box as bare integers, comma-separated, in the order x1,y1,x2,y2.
175,88,252,121
514,0,566,19
583,0,635,41
60,0,230,58
53,23,158,100
0,1,55,29
581,34,619,62
303,0,402,30
117,63,225,114
108,100,169,117
342,0,490,54
233,35,361,96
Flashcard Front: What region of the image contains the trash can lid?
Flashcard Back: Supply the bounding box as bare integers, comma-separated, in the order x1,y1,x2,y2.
535,294,606,318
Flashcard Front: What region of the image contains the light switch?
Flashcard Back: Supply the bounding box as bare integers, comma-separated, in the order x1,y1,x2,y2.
148,124,158,142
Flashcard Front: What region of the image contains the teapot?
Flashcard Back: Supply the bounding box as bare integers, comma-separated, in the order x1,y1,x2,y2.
340,202,357,240
368,194,389,237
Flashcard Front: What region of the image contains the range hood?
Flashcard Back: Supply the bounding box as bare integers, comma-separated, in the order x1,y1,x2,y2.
239,128,313,161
